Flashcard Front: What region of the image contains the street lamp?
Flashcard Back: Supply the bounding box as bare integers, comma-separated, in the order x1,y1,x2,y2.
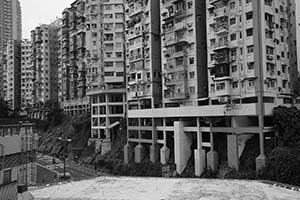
58,137,72,179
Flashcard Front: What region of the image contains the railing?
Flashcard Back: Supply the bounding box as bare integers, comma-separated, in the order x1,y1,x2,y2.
0,181,18,200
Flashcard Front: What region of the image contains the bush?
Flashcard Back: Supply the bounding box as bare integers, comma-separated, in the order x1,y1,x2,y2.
258,147,300,186
200,168,218,179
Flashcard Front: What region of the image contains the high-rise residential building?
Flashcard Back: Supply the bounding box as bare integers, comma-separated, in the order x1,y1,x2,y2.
60,0,90,115
30,22,59,107
124,0,299,176
0,0,22,98
3,40,21,110
60,0,127,150
86,0,126,154
124,0,162,163
21,39,33,110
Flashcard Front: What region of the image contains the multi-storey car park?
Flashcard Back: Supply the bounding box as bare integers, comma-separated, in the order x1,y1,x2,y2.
124,0,299,176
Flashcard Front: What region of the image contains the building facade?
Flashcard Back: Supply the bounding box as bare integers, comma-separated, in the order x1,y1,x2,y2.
124,0,299,176
0,121,37,194
60,0,90,115
3,40,21,110
20,39,33,110
30,23,59,108
86,0,126,153
0,0,22,98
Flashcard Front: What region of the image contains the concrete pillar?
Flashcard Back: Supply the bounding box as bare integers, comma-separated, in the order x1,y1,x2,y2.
256,154,266,171
256,132,266,171
227,135,239,170
194,149,206,176
207,150,218,171
160,145,170,165
207,118,218,171
124,143,133,164
174,121,192,174
134,144,145,163
150,144,160,163
150,118,158,163
194,117,205,176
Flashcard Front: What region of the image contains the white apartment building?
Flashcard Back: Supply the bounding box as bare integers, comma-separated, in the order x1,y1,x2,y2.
21,39,33,110
3,40,21,110
31,23,59,107
87,0,126,154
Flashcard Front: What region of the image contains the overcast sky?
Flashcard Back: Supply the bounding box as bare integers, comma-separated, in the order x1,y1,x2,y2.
20,0,74,39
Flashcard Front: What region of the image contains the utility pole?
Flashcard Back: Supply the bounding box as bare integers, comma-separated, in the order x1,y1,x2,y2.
58,137,71,179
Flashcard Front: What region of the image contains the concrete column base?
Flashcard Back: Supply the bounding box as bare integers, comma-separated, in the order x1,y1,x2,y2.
160,146,170,165
124,143,133,164
150,144,160,163
207,150,219,171
227,135,239,170
134,144,145,163
194,149,206,176
255,154,266,171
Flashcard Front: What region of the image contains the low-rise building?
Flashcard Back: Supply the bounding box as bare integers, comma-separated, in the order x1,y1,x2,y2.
0,120,37,199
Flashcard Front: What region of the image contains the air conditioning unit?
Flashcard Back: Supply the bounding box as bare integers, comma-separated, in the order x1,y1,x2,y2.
231,57,236,62
187,23,192,27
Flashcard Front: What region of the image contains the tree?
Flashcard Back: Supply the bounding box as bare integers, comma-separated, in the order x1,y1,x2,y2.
46,101,64,126
0,98,11,118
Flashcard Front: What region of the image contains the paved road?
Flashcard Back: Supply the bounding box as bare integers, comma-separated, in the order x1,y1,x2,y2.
37,154,95,184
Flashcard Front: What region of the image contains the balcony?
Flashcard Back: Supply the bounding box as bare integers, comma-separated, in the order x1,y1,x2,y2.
213,24,229,35
212,40,229,51
211,64,230,78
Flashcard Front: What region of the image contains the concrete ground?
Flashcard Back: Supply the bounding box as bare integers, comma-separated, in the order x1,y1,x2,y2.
30,176,300,200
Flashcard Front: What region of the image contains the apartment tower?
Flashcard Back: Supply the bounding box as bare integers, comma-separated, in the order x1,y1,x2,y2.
86,0,126,154
21,39,33,109
30,23,59,107
60,0,90,115
124,0,298,176
3,40,21,110
0,0,22,98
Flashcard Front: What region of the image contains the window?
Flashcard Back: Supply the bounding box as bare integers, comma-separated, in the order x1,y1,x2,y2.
189,86,195,93
216,82,225,90
230,17,236,25
248,80,255,87
231,48,237,57
248,62,254,70
246,28,253,36
104,72,114,76
265,0,273,6
230,33,237,41
3,169,11,184
230,2,235,9
266,46,274,55
189,57,194,65
246,12,253,20
116,72,123,77
231,65,238,73
266,63,275,73
247,45,254,53
189,71,195,78
232,82,238,89
116,52,122,57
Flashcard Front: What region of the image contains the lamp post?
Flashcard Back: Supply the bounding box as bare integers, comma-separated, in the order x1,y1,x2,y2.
58,137,72,179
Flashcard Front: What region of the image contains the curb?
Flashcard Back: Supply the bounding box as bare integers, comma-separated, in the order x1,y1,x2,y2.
261,180,300,192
